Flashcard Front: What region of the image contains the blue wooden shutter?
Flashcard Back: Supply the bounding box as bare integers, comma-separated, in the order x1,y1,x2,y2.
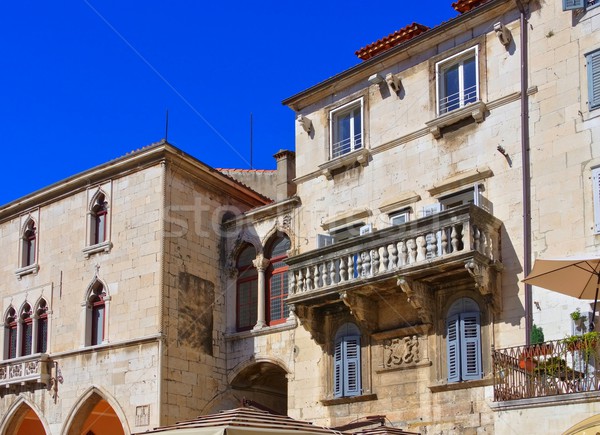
446,314,460,382
563,0,585,10
344,336,361,396
333,339,343,397
460,312,482,381
587,50,600,111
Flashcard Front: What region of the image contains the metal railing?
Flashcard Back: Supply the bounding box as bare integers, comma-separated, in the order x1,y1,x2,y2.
331,133,362,158
439,84,478,114
493,338,600,401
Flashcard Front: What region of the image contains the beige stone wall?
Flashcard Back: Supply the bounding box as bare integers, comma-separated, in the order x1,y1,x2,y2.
0,163,165,434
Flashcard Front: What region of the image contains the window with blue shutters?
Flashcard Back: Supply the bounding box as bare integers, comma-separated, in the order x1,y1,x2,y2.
587,50,600,111
446,298,482,382
333,323,362,398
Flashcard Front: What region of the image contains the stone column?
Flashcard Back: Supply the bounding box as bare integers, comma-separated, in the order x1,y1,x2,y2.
253,256,270,330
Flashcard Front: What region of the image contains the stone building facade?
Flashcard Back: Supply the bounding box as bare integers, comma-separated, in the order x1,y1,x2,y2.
1,0,600,434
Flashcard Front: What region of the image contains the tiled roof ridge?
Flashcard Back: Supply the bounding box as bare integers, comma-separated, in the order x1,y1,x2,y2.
355,22,430,61
451,0,490,13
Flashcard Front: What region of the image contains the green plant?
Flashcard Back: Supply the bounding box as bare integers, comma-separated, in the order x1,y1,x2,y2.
563,331,600,359
530,324,545,344
534,357,571,378
570,308,587,322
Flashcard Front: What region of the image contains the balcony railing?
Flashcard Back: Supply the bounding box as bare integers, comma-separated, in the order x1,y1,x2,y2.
493,339,600,401
0,353,50,387
287,204,501,301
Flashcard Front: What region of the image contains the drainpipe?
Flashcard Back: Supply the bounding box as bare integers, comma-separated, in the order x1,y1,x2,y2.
516,0,532,344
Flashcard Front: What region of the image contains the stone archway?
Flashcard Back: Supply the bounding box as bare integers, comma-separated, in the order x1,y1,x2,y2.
64,390,126,435
2,402,47,435
230,361,288,415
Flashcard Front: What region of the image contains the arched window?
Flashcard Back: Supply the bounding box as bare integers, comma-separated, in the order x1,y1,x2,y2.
91,193,108,245
22,220,37,267
266,235,290,326
88,282,106,346
446,297,482,382
20,303,33,357
333,323,362,398
4,307,17,359
236,245,257,331
35,299,48,354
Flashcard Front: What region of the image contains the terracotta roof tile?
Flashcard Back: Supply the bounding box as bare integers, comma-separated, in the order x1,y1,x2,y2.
451,0,490,13
355,23,429,61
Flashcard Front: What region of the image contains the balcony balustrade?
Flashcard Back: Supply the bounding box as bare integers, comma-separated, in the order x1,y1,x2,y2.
0,353,50,387
287,204,501,303
493,338,600,401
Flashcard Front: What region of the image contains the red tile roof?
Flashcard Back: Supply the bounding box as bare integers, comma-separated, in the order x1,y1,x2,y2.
451,0,490,13
355,23,429,61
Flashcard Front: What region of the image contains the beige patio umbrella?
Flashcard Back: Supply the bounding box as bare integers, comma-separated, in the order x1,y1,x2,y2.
523,256,600,330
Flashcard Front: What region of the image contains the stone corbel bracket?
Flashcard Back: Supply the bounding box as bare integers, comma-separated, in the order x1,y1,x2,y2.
464,258,503,314
292,304,325,346
397,276,434,326
339,290,378,333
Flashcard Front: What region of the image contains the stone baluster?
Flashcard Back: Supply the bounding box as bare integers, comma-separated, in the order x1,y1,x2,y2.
473,225,481,253
399,241,407,266
330,260,337,285
416,236,426,262
441,227,448,254
340,257,347,282
306,266,313,290
390,243,398,268
372,248,380,274
382,245,389,271
314,263,322,288
451,225,459,252
289,271,296,295
407,239,417,264
297,269,304,292
355,253,363,278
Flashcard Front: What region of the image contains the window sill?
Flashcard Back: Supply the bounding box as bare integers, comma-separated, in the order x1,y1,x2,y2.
321,393,377,406
224,318,297,341
426,100,487,139
319,149,370,180
428,375,493,393
15,263,39,279
82,241,113,258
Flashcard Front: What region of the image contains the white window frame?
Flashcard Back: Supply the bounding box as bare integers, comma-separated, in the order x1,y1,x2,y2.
329,98,364,159
436,47,479,116
390,210,410,225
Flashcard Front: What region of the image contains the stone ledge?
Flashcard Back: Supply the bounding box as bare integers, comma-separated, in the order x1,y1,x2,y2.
82,240,113,258
318,149,370,180
425,100,487,139
321,393,377,406
15,263,39,279
428,375,493,393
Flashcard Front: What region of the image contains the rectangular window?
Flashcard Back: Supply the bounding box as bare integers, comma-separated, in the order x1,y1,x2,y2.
7,324,17,359
330,99,363,158
447,312,482,382
334,335,361,397
91,304,105,346
22,320,33,356
37,317,48,353
587,49,600,111
390,210,410,225
563,0,585,10
593,167,600,234
237,279,258,331
436,47,479,115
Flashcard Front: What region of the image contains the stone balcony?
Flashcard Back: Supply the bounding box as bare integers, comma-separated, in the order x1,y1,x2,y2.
286,204,503,342
0,354,51,387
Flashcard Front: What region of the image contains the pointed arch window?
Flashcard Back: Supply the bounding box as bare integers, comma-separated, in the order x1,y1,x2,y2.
267,235,290,326
446,297,482,382
91,193,108,245
236,245,258,331
20,303,33,357
87,282,107,346
4,308,17,359
35,299,48,354
333,323,362,398
22,220,37,267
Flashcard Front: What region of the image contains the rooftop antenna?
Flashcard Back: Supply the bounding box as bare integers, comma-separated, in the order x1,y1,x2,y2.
250,112,253,169
165,109,169,142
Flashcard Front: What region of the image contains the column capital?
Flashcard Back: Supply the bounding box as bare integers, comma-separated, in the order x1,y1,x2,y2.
252,255,270,271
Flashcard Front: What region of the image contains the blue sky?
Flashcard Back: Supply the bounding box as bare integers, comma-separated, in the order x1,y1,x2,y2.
0,1,459,205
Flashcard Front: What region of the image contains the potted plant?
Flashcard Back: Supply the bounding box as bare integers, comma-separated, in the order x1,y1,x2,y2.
570,308,587,331
563,331,600,356
522,324,553,358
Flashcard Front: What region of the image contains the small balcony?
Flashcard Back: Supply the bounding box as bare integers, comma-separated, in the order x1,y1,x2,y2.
0,354,51,387
493,339,600,402
286,204,502,341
